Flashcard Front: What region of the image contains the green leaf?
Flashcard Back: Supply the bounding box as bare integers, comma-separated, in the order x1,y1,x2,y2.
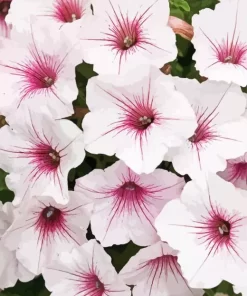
171,0,190,11
170,7,185,19
77,62,97,80
0,189,14,204
203,289,215,296
3,276,46,296
216,281,235,294
68,168,76,182
0,292,20,296
105,241,143,272
74,62,98,108
37,289,50,296
0,169,8,191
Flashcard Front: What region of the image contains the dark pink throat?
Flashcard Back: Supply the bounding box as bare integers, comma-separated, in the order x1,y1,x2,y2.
217,38,247,65
0,1,11,18
218,220,230,236
122,181,137,191
230,162,247,181
42,206,62,222
53,0,83,23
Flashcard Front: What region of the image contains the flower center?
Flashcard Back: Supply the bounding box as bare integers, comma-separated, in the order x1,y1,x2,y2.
230,162,247,181
124,36,135,48
189,110,216,144
123,181,136,191
216,38,247,65
52,0,83,23
71,13,77,22
218,221,230,236
44,76,54,87
138,116,153,129
48,150,60,164
42,206,61,221
224,55,232,63
95,279,104,290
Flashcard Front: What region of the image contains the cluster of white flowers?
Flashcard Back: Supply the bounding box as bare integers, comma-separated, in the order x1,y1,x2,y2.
0,0,247,295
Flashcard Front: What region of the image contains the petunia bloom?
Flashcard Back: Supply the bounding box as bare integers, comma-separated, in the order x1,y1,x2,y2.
192,0,247,86
155,174,247,288
75,160,185,247
2,193,93,275
0,107,85,205
6,0,92,37
0,20,82,119
79,0,177,74
82,66,197,174
166,77,247,181
42,239,131,296
120,241,203,296
0,202,34,289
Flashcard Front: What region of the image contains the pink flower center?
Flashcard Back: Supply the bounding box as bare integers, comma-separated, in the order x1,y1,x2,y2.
31,201,83,256
78,272,105,296
229,161,247,182
30,144,61,173
116,181,147,205
193,207,243,256
2,140,61,184
4,47,63,104
189,107,217,145
104,88,161,134
218,220,230,236
35,206,65,241
42,206,62,221
111,17,139,50
216,37,247,65
122,181,136,191
52,0,84,23
120,101,157,132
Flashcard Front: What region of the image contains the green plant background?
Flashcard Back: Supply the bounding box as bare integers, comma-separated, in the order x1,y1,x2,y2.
0,0,241,295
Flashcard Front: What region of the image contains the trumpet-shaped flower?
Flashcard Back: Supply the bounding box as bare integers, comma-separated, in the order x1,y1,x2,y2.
167,77,247,181
79,0,177,74
0,21,82,119
6,0,92,38
2,193,92,275
155,174,247,288
42,239,131,296
192,0,247,86
83,66,197,174
75,160,185,247
0,108,85,205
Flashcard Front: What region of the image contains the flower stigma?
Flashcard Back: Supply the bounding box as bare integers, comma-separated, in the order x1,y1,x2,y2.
224,56,232,63
124,36,135,48
139,116,152,125
218,221,230,236
42,206,61,221
49,151,60,163
71,13,77,22
123,181,136,191
44,76,54,87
